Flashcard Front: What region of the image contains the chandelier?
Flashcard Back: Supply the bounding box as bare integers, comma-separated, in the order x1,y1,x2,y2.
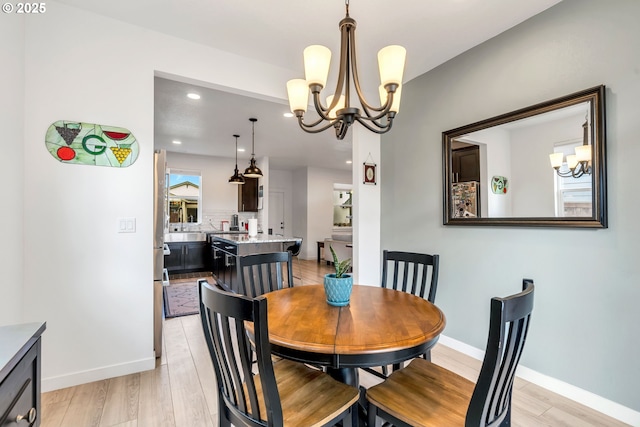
244,118,263,178
229,134,245,185
286,0,406,140
549,118,592,178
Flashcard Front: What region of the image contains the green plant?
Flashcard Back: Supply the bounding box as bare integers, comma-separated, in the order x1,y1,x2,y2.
330,245,352,278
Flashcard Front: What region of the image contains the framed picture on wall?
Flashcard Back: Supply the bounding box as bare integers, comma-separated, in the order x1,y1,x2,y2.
363,163,376,185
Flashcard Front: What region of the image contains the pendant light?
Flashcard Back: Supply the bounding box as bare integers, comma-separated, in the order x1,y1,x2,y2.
229,134,245,185
244,117,263,178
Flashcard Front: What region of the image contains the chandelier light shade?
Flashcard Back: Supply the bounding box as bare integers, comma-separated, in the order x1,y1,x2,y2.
229,134,245,185
286,0,406,140
549,119,592,178
243,118,263,178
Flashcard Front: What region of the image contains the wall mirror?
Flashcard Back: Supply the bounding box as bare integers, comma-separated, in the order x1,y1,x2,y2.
443,85,607,228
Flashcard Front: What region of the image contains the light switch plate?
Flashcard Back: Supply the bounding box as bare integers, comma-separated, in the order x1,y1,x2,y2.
118,217,136,233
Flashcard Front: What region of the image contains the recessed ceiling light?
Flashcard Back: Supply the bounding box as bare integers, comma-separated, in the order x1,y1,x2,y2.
346,160,352,164
283,112,294,118
237,148,246,152
172,140,182,145
187,93,201,100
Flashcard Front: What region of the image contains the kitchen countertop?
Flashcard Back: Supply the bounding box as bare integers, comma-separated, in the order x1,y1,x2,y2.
211,234,302,245
207,230,248,235
0,322,46,380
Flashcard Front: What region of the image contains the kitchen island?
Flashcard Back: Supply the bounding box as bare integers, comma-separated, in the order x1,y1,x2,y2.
210,234,302,292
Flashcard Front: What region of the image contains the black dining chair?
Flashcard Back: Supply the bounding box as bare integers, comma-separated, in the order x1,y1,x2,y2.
237,251,294,298
236,251,294,365
364,250,440,379
286,240,303,285
381,250,439,303
366,279,535,427
199,280,360,427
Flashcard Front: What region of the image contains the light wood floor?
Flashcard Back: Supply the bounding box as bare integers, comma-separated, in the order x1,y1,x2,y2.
41,259,629,427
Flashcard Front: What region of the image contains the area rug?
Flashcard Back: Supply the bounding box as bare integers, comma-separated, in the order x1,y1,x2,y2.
163,279,206,318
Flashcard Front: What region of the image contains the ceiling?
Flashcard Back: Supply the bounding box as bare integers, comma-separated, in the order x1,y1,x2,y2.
57,0,562,171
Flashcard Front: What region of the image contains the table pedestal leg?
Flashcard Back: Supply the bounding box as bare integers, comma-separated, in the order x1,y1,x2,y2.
327,368,367,426
326,367,359,387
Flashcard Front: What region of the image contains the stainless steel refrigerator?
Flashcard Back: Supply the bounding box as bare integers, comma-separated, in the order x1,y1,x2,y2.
153,149,167,357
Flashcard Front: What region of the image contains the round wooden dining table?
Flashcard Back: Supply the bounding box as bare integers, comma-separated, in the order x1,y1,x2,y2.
262,284,446,387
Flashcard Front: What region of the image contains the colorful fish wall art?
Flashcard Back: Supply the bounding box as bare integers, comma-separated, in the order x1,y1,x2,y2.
45,121,139,167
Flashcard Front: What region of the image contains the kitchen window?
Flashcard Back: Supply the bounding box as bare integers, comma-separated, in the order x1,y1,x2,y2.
168,168,202,224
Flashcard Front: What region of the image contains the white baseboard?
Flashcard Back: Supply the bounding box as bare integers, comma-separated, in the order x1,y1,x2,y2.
42,357,156,392
438,335,640,427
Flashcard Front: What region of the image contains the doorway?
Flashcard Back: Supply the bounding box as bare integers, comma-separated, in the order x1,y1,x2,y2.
269,191,285,236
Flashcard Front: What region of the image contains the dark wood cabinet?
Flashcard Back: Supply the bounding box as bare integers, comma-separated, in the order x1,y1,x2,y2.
1,322,46,427
210,241,224,281
452,145,480,183
165,242,208,273
211,241,237,292
164,243,183,272
183,242,208,270
238,177,259,212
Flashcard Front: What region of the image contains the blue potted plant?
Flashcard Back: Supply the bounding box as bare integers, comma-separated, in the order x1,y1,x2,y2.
324,246,353,306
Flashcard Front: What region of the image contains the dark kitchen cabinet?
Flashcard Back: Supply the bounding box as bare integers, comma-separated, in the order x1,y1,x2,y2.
238,177,259,212
164,244,183,272
210,241,224,280
452,145,480,183
210,239,238,292
165,242,208,273
1,322,46,427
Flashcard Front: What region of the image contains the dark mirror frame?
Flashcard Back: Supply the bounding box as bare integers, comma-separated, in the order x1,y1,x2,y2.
443,85,607,228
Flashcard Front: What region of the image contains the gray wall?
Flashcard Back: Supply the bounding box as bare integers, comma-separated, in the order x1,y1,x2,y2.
381,0,639,411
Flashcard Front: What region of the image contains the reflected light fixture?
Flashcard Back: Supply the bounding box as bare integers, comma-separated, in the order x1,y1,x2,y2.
549,118,592,178
243,118,263,178
286,0,406,140
229,134,245,185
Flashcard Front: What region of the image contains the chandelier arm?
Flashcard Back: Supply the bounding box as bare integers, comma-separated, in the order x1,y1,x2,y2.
571,163,583,178
571,162,591,178
298,112,327,129
354,116,393,134
313,15,352,119
348,31,392,115
329,16,352,112
358,95,395,122
554,169,574,178
357,116,392,130
311,92,336,122
297,116,338,134
554,167,582,178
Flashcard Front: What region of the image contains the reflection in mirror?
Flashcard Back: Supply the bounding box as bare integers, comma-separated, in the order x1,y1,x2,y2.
443,85,606,228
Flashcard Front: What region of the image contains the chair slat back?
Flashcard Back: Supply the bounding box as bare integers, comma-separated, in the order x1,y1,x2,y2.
199,280,282,427
237,251,294,298
381,250,439,302
466,279,535,427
